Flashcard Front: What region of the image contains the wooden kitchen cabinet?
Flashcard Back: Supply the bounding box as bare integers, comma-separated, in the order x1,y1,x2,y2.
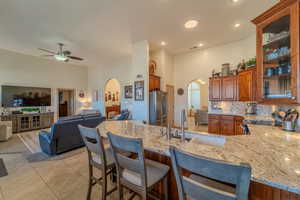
208,115,220,134
238,67,256,101
209,77,222,101
220,115,235,135
149,74,161,91
252,0,300,104
222,76,237,101
208,114,244,135
234,116,244,135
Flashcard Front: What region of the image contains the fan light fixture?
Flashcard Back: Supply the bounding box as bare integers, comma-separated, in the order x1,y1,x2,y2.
54,54,68,61
185,20,198,29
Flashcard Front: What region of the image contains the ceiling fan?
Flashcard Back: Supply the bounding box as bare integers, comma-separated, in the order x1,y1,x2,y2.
38,43,84,62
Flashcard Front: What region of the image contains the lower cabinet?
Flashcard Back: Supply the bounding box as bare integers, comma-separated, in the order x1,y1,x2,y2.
208,114,244,135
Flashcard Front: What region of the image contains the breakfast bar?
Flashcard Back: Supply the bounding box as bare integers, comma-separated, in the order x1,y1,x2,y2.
98,120,300,200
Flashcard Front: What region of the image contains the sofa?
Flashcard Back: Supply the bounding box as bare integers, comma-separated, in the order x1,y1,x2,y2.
110,109,131,120
0,121,13,142
39,114,105,155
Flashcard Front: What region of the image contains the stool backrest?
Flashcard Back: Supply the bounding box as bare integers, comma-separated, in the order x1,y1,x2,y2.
170,146,251,200
78,125,106,166
107,132,147,188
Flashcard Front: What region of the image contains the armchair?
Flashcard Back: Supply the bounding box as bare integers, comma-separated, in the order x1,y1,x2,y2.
0,121,13,142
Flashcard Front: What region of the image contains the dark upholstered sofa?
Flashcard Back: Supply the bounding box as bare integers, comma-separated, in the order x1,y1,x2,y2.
39,114,105,155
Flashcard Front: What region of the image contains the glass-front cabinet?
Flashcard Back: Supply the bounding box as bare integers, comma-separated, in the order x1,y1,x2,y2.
253,1,300,104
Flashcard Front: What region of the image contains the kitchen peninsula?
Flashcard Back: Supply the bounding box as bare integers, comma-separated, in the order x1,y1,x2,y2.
98,120,300,200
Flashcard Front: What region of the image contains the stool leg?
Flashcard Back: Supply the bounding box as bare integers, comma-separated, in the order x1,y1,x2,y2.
164,176,168,200
101,168,107,200
87,164,93,200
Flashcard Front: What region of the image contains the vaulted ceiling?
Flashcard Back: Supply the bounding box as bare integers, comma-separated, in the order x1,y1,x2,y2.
0,0,278,66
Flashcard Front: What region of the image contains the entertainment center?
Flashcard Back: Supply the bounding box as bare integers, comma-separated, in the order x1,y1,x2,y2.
1,85,54,133
0,112,54,133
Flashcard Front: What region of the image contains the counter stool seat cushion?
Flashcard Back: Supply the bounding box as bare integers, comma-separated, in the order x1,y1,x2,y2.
91,148,115,168
188,174,236,198
122,159,169,188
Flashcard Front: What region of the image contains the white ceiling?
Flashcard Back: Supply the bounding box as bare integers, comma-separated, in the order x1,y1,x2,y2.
0,0,278,66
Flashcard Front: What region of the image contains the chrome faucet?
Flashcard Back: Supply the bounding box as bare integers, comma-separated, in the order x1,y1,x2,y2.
180,109,187,142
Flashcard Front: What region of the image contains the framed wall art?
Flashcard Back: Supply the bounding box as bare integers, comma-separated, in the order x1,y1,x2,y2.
134,80,144,101
124,85,133,99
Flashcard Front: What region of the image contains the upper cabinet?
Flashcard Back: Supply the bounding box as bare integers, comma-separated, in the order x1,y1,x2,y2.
209,77,222,101
238,67,256,101
252,0,300,104
149,74,161,91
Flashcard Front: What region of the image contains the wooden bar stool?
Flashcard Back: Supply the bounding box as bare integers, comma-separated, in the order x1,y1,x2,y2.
107,132,170,200
78,125,117,200
170,146,251,200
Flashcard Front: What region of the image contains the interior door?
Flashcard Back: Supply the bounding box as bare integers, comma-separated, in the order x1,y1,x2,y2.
166,85,175,127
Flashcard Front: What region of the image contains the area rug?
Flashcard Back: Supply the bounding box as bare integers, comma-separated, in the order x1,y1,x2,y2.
17,130,46,153
0,158,8,177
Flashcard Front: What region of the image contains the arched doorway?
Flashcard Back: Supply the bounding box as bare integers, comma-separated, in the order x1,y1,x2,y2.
187,79,208,132
104,78,121,118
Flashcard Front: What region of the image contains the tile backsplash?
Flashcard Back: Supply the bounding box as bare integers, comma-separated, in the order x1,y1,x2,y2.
209,101,300,117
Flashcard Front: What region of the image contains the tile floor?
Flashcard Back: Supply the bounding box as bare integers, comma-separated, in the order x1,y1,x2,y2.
0,134,137,200
187,117,208,132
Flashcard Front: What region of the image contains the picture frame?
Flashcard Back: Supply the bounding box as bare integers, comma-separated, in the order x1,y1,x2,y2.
124,85,133,99
134,80,144,101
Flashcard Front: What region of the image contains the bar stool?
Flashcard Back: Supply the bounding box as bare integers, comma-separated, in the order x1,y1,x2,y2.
107,132,170,200
78,125,117,200
169,146,251,200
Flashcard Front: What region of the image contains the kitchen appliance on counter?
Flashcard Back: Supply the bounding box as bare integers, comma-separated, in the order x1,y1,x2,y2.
282,109,298,132
273,109,299,131
245,102,257,115
149,90,167,126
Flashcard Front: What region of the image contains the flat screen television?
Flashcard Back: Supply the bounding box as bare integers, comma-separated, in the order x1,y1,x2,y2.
1,85,51,107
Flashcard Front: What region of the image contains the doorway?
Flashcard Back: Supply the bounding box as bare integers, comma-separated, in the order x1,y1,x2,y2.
187,79,208,132
57,89,75,118
104,79,121,118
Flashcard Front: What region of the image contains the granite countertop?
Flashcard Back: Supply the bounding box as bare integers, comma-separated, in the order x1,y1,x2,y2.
97,120,300,194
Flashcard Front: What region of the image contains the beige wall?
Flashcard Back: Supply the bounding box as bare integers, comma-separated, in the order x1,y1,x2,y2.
0,48,88,119
88,40,150,120
150,49,174,91
173,35,256,125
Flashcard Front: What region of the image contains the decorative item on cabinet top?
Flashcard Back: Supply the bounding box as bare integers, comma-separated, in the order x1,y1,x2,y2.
149,60,157,75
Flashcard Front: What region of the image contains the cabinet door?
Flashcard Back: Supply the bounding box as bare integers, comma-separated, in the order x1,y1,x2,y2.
220,116,235,135
208,115,220,134
256,3,299,104
209,78,222,101
238,70,254,101
234,117,244,135
222,76,237,101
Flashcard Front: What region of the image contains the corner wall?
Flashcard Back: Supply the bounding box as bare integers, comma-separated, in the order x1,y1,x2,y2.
88,40,150,121
173,35,256,126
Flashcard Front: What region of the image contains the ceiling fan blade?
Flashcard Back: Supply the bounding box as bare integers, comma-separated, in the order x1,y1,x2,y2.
42,55,54,57
38,48,56,54
67,56,84,61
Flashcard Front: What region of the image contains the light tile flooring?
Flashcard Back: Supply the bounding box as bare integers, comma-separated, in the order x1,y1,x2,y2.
0,133,136,200
187,117,208,132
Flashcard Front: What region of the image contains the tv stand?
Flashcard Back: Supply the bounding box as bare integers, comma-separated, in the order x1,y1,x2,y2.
0,112,54,133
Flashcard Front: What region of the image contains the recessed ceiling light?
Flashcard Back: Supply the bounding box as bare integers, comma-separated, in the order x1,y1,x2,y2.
234,23,241,28
232,0,239,2
198,43,204,47
161,41,166,46
185,20,198,29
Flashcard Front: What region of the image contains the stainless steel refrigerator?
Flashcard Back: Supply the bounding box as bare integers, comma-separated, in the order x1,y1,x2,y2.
149,90,167,126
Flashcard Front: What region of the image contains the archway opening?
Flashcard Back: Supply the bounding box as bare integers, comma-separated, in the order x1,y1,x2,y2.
187,79,208,132
104,78,121,118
